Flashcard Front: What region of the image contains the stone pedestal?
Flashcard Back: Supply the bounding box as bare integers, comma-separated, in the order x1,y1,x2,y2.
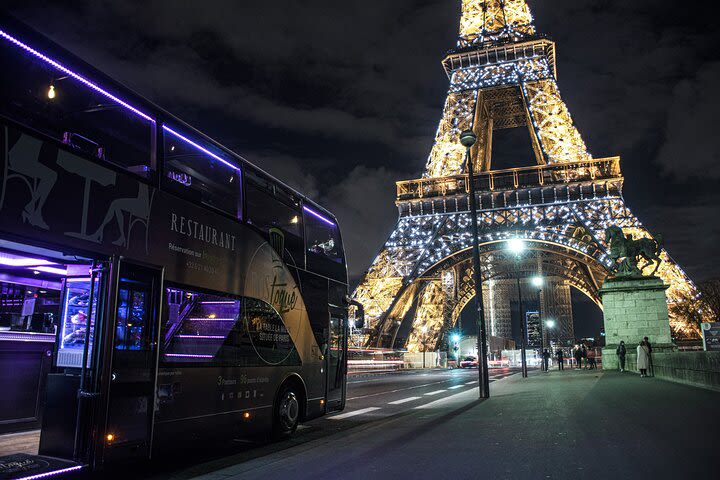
600,276,676,370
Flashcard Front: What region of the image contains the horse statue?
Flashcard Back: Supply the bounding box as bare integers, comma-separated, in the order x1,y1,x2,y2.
604,226,663,278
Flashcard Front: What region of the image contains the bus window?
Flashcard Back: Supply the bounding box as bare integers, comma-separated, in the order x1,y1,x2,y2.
161,287,240,364
160,286,300,367
162,126,240,217
304,205,343,263
304,205,345,280
0,37,155,177
244,172,303,265
115,286,149,351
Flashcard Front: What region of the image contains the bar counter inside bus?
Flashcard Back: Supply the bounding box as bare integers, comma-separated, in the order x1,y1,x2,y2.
0,329,55,434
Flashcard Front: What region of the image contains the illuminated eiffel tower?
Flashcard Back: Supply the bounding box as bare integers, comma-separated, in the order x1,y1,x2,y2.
353,0,700,351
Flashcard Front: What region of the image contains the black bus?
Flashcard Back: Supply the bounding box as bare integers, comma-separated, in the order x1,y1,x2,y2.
0,14,362,478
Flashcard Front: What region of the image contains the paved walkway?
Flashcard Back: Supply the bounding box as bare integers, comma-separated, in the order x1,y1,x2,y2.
198,368,720,480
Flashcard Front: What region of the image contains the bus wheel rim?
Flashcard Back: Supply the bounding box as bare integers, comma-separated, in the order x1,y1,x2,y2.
279,391,299,430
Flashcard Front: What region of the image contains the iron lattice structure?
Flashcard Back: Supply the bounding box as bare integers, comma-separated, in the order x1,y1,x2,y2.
353,0,701,351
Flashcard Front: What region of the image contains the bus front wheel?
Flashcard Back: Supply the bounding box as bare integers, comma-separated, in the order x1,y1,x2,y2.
273,384,300,438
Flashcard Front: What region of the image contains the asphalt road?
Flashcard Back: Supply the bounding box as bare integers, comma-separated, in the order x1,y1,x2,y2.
103,368,519,480
138,367,720,480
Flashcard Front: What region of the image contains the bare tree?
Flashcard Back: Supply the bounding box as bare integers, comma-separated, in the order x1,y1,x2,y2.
670,279,720,339
669,291,704,339
698,279,720,322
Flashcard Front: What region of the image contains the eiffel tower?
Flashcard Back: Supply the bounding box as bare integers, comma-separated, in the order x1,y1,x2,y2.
353,0,700,352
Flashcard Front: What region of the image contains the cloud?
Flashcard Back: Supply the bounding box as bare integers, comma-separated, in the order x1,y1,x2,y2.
641,196,720,282
322,166,401,285
656,62,720,179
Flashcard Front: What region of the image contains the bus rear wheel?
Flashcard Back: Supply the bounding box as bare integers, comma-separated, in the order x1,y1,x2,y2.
273,384,300,438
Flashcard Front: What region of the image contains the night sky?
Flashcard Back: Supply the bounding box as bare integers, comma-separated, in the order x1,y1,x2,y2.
7,0,720,295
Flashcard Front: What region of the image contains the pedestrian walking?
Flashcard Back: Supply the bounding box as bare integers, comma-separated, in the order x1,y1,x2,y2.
644,336,654,376
542,349,550,372
574,346,582,369
581,344,587,369
616,341,626,372
637,340,651,377
556,348,564,370
587,348,596,370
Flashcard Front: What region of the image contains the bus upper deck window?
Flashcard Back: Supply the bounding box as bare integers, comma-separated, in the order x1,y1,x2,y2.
244,171,303,238
0,34,156,178
304,206,342,263
162,125,240,217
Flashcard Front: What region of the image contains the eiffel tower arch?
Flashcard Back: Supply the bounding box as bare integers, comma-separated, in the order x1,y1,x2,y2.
353,0,701,351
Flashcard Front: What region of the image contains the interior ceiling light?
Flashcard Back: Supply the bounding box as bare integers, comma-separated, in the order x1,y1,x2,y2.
0,252,56,267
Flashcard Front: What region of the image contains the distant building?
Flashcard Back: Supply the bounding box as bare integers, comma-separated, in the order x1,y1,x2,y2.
526,311,541,347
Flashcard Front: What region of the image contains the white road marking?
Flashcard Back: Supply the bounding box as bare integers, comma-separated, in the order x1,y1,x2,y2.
414,389,476,409
388,396,421,405
424,390,446,396
347,379,451,401
448,385,464,390
329,407,381,420
465,381,478,385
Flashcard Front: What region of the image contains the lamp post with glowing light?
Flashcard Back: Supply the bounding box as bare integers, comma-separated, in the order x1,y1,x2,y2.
545,319,556,349
506,238,528,377
460,129,490,398
451,333,461,366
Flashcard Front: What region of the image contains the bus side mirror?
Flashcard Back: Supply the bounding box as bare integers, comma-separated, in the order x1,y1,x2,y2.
344,296,364,329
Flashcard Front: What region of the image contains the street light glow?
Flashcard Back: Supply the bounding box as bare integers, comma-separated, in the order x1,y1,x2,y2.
531,276,543,288
506,238,526,254
452,334,460,343
545,319,556,329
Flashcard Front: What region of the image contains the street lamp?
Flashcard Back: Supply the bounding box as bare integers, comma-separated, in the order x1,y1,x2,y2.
451,333,461,365
545,319,556,349
506,238,528,378
421,325,428,369
460,129,490,399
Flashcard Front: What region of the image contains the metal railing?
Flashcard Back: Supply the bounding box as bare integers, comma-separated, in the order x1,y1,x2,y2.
396,157,621,202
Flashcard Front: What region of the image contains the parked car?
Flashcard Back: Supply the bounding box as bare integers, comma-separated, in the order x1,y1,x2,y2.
460,356,478,368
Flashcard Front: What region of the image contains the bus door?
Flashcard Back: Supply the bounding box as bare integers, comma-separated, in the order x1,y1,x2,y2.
326,307,348,410
103,261,162,462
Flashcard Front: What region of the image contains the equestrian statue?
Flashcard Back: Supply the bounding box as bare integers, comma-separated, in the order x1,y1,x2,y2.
604,226,663,278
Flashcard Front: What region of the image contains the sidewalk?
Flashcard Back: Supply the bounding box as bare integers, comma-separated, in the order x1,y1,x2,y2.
201,367,719,480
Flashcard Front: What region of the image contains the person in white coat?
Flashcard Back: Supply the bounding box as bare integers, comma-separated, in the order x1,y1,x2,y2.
637,340,650,377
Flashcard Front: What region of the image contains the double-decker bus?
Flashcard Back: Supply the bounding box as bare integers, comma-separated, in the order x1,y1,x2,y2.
0,14,362,478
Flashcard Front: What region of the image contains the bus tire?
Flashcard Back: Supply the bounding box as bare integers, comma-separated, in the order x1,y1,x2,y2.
272,382,301,439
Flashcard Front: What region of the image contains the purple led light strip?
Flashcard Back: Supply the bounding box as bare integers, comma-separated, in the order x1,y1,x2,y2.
163,126,240,172
199,301,237,305
176,335,226,339
0,29,154,123
32,265,68,275
303,205,335,227
17,465,84,480
164,353,214,358
187,317,236,321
